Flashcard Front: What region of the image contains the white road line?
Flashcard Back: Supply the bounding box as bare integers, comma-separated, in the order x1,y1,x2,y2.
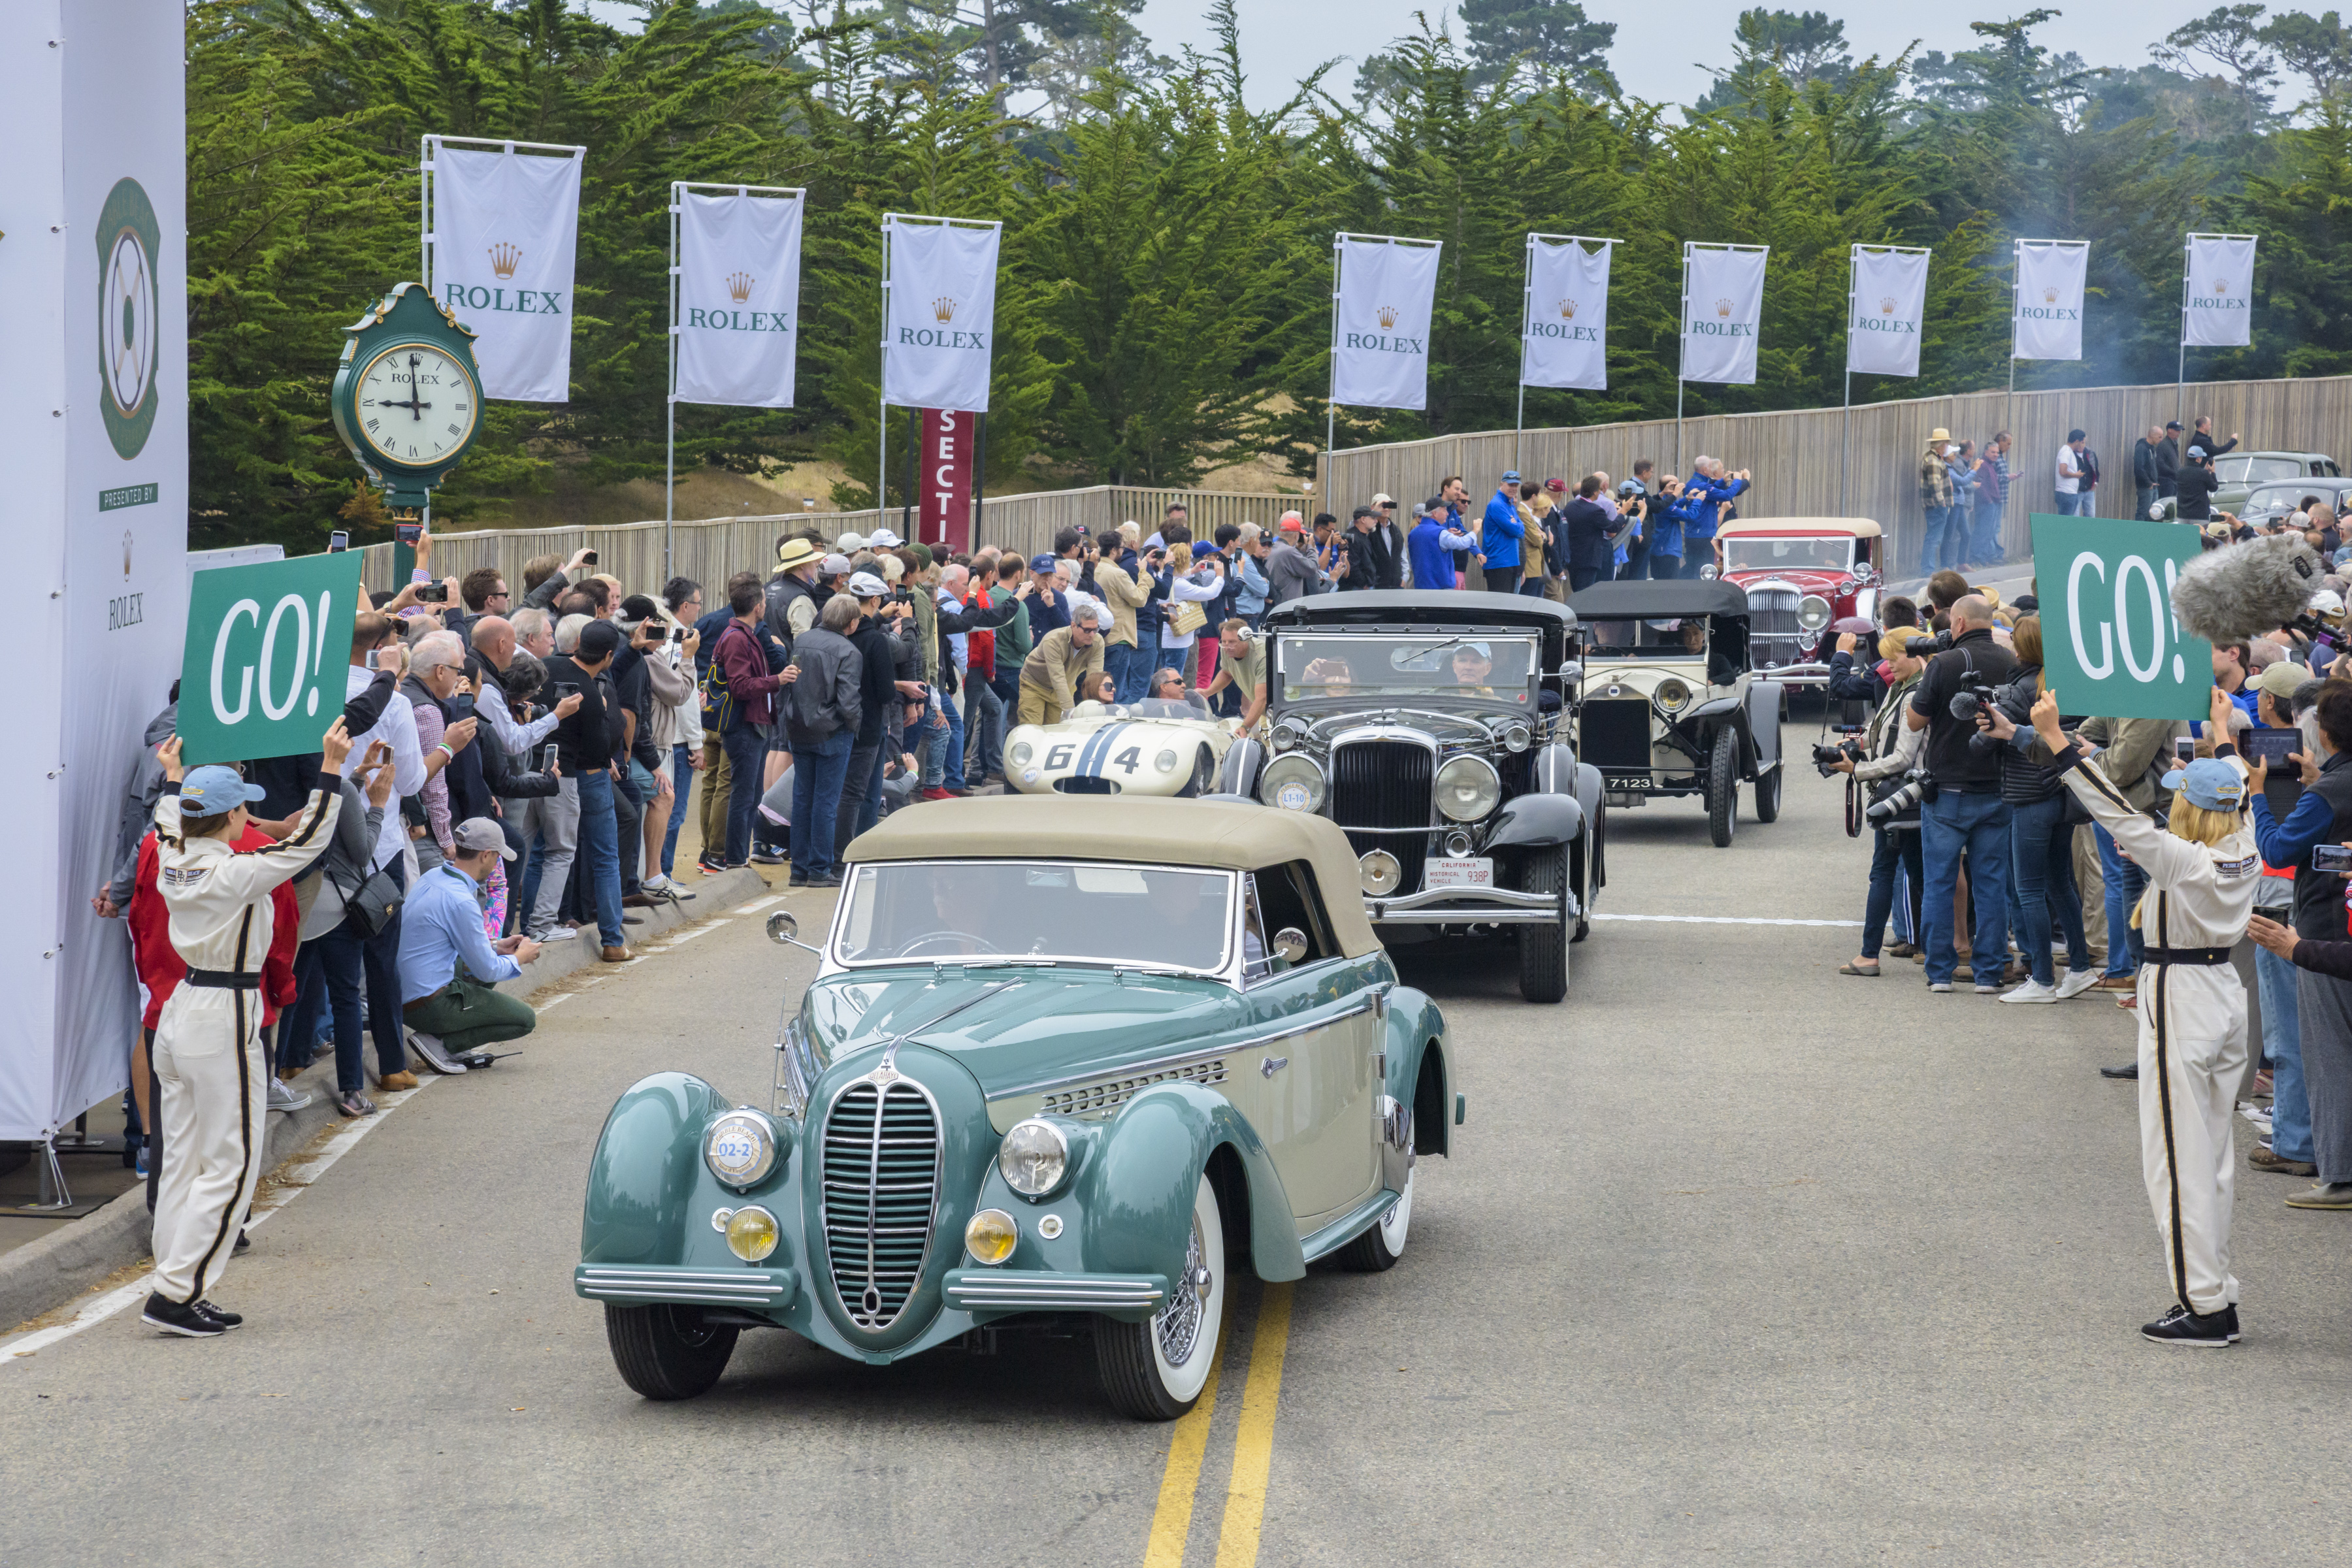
1,1078,436,1364
647,921,726,950
739,894,785,914
534,993,576,1013
1593,912,1865,928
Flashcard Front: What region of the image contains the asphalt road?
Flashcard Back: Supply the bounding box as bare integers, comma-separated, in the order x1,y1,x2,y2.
7,747,2352,1567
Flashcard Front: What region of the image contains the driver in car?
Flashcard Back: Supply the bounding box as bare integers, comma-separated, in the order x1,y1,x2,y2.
1450,642,1497,695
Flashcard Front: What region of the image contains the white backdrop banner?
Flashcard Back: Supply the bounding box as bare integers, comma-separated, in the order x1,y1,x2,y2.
1847,248,1929,378
883,218,1000,413
0,0,190,1139
1522,238,1610,391
2184,234,2256,348
433,142,584,402
1332,235,1442,410
1680,247,1767,385
2014,242,2087,361
676,189,804,408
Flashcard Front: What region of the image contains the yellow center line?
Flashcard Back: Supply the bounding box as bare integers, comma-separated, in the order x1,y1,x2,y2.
1213,1281,1294,1568
1141,1339,1225,1568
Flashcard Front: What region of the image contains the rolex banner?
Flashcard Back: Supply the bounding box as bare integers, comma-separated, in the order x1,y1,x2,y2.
1680,246,1768,385
1331,235,1442,410
2013,242,2087,361
1846,248,1929,378
883,218,1000,414
1521,238,1610,391
431,141,584,402
2184,234,2256,348
676,189,804,408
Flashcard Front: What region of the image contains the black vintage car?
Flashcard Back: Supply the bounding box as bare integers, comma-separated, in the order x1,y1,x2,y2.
1563,579,1786,849
1221,592,1605,1003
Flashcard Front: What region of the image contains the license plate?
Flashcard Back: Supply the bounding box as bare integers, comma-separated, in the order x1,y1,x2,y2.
1424,857,1493,890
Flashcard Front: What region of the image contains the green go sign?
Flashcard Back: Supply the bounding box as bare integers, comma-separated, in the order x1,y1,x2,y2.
176,553,364,766
2031,514,2212,722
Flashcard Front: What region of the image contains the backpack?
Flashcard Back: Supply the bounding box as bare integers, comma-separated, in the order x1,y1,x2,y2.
701,622,744,732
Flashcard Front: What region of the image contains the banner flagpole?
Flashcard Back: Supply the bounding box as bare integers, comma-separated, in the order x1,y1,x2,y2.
2006,239,2018,447
878,214,892,519
2178,233,2189,434
1516,233,1531,470
665,182,680,579
1676,242,1689,475
1327,233,1341,500
1843,243,1855,518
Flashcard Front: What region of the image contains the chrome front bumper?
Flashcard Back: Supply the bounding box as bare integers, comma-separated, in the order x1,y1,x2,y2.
944,1268,1169,1320
1365,885,1571,926
574,1263,798,1310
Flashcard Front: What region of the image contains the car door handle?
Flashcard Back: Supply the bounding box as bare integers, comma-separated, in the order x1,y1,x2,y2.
1260,1055,1289,1078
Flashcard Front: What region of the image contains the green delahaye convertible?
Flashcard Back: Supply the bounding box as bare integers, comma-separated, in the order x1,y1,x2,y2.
575,796,1460,1419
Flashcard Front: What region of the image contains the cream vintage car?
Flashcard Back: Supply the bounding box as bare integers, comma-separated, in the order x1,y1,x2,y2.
1005,694,1242,798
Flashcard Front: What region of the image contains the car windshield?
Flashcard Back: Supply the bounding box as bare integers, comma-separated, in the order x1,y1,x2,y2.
834,858,1235,972
1123,696,1211,721
1588,617,1710,662
1721,536,1852,573
2246,483,2342,515
1275,632,1538,704
2221,456,2306,485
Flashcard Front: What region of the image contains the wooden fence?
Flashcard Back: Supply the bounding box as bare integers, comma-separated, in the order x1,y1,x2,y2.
356,485,1307,595
1317,373,2352,580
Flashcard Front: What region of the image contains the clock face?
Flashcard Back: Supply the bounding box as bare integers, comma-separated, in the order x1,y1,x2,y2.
353,342,478,467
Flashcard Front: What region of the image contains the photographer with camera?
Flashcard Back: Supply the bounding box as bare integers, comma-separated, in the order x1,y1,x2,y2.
1829,629,1929,977
1967,617,2099,1002
1905,594,2019,992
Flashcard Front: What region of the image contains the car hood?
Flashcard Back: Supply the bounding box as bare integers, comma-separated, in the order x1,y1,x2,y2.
1287,702,1527,747
806,967,1245,1095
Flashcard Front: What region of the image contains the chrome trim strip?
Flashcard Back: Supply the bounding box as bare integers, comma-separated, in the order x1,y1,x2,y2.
1371,885,1558,912
1369,907,1563,924
1328,724,1440,753
989,993,1380,1101
580,1267,781,1284
1300,1188,1409,1262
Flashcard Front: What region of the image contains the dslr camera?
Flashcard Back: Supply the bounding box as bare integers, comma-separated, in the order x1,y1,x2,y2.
1810,735,1867,777
1903,629,1953,659
1864,772,1929,823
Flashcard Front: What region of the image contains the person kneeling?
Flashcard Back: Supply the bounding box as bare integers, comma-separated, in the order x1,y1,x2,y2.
398,816,542,1073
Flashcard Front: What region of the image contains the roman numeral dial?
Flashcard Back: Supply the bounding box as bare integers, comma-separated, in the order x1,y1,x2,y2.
354,342,478,466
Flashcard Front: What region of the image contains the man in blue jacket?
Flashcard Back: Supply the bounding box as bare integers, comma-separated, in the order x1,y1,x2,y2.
1407,499,1478,591
1481,469,1525,595
1678,458,1750,578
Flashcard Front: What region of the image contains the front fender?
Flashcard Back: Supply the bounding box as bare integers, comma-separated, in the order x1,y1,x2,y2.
1746,679,1784,771
1220,736,1265,798
1484,791,1585,850
1381,987,1452,1159
581,1072,730,1266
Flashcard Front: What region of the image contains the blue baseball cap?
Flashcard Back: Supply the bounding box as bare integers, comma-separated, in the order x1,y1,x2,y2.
1191,540,1220,559
2161,756,2247,811
180,764,265,817
1029,553,1057,575
1501,470,1522,482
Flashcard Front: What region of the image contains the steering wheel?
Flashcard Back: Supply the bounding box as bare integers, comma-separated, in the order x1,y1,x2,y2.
890,931,1005,958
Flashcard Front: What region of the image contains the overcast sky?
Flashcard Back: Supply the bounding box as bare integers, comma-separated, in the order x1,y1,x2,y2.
1135,1,2185,108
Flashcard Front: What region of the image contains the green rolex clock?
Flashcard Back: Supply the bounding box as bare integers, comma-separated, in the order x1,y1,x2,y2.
329,281,483,517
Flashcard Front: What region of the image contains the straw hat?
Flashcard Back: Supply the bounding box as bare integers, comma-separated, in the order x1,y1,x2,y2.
776,536,823,571
1926,427,1952,446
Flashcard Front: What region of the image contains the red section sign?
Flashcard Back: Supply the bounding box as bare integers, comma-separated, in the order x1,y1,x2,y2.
919,408,973,554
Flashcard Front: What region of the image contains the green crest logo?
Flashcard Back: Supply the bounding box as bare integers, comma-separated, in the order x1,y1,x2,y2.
97,176,161,461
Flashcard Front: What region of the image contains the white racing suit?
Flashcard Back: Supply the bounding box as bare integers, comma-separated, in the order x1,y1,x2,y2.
2056,746,2256,1317
150,777,339,1307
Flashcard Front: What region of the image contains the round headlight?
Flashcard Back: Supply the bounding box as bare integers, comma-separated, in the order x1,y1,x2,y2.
998,1119,1069,1196
1434,754,1501,822
1699,564,1720,580
1008,741,1034,767
1271,717,1308,753
1501,722,1532,753
705,1111,777,1188
1258,753,1325,813
1797,595,1833,632
965,1208,1019,1266
1154,748,1180,772
1654,678,1691,714
725,1205,779,1262
1360,849,1403,896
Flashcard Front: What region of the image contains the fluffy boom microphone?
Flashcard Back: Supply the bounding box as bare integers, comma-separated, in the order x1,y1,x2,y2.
2171,532,2325,645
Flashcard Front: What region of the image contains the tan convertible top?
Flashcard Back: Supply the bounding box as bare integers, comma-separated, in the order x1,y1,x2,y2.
843,797,1382,958
1716,515,1882,538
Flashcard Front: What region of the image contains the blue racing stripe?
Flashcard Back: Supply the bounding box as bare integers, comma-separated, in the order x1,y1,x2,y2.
1079,721,1129,777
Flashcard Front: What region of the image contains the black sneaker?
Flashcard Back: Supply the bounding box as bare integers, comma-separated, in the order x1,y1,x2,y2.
141,1294,223,1338
2142,1303,2240,1346
750,849,786,864
788,872,809,887
193,1300,243,1330
810,872,843,888
2100,1062,2139,1080
234,1229,250,1252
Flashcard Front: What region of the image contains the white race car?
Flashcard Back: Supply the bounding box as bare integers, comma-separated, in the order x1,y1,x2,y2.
1005,696,1243,797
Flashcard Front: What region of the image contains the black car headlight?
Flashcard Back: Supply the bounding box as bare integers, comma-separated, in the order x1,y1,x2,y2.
1435,755,1501,821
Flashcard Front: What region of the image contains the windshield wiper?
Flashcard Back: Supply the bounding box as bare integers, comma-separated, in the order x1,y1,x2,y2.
951,957,1060,970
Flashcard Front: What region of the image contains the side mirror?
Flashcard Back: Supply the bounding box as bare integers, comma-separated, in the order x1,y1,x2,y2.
767,909,821,955
1273,927,1309,964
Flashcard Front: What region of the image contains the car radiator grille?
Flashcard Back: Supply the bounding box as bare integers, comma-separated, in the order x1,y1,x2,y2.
820,1078,942,1331
1580,699,1652,774
1330,740,1432,894
1053,776,1117,794
1747,587,1803,669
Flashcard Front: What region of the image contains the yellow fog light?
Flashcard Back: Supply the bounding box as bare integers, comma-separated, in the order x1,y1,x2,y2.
965,1207,1019,1266
725,1205,779,1262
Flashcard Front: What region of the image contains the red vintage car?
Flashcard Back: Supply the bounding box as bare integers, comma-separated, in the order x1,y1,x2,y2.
1707,517,1885,684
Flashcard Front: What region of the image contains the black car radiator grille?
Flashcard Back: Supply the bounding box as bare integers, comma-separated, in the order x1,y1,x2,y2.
1329,740,1433,893
1580,699,1653,774
820,1078,942,1331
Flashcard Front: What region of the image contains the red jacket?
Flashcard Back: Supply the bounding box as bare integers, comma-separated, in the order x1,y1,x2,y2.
128,827,300,1030
966,587,996,675
713,619,783,730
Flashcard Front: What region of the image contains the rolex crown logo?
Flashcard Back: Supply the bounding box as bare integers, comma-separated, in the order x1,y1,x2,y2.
1880,295,1897,314
1558,297,1577,319
1377,304,1399,329
727,272,754,302
2042,286,2057,303
932,297,956,323
1715,299,1733,318
2213,278,2229,294
488,242,521,279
